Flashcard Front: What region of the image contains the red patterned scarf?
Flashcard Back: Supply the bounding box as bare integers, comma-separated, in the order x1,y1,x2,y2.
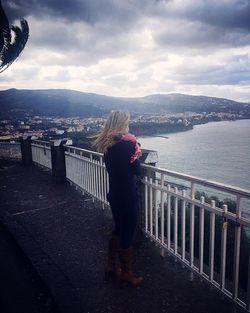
121,133,142,163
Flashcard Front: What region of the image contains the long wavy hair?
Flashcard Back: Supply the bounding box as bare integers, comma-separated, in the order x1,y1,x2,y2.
94,111,130,153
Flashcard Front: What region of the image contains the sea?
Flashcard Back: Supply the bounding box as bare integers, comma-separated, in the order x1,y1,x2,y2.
138,119,250,219
139,119,250,191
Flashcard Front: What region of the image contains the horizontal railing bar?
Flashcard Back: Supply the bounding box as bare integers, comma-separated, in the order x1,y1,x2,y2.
64,145,104,157
65,152,105,168
142,178,236,214
142,164,250,198
32,140,50,145
141,179,250,227
31,143,250,199
31,143,51,150
65,146,250,198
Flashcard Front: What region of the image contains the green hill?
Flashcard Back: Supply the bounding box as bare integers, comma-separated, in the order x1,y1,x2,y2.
0,88,249,119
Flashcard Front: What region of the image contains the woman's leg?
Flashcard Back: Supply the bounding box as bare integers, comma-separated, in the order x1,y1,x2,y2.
119,205,137,249
110,202,121,237
119,203,143,286
105,199,121,279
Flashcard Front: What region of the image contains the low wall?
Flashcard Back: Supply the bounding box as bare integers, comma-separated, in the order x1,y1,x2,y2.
0,142,21,160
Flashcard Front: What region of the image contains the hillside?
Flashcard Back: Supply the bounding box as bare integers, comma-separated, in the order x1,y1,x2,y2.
0,88,249,119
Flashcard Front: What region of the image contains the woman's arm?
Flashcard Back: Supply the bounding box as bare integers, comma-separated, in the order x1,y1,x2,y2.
130,158,141,176
125,141,141,176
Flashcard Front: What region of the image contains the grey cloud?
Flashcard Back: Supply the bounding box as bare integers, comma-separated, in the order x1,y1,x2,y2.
3,0,249,52
154,20,250,50
3,1,153,66
182,1,250,32
3,0,141,26
170,54,250,85
153,0,250,49
150,1,250,33
3,0,172,32
23,16,144,66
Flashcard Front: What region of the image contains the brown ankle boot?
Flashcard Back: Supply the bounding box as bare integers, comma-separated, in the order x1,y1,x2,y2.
119,247,143,286
105,235,120,280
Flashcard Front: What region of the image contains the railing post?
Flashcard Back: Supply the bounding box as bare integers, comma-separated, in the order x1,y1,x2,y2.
50,138,72,183
139,149,158,229
20,136,32,165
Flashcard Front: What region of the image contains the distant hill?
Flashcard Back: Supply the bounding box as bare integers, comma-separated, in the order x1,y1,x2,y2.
0,88,249,119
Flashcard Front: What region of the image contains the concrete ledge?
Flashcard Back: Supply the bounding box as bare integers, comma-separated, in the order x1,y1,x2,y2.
141,149,158,165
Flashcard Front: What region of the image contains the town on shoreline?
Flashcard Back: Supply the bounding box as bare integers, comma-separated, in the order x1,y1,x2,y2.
0,111,249,149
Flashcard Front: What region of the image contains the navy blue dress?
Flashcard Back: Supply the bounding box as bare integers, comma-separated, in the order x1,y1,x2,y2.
104,140,141,249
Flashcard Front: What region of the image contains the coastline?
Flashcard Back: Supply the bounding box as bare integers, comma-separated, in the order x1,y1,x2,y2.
136,117,250,138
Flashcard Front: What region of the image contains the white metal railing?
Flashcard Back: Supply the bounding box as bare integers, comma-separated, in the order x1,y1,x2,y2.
42,144,250,311
64,146,109,208
141,164,250,312
31,140,52,169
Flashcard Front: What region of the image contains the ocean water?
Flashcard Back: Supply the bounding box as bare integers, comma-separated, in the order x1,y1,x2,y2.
138,119,250,191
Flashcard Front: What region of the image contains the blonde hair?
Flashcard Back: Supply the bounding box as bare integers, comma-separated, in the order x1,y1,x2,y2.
94,110,130,153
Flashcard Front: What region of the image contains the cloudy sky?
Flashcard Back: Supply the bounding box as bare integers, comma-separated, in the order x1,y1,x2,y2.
1,0,250,102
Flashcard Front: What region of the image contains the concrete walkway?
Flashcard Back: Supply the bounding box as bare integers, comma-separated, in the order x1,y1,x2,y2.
0,223,59,313
0,159,245,313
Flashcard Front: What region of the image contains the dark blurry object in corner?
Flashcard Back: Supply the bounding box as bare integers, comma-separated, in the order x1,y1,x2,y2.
0,0,29,73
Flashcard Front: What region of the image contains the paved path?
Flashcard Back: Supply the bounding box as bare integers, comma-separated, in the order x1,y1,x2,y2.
0,160,245,313
0,223,59,313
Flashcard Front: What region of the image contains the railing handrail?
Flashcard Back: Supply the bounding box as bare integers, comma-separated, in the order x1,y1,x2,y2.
29,142,250,199
141,163,250,199
142,177,250,228
31,139,50,147
64,145,104,157
64,145,250,199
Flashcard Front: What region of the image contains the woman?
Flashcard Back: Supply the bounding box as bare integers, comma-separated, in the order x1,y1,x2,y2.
95,110,143,286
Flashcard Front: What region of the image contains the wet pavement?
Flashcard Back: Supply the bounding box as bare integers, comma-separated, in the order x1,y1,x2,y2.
0,159,245,313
